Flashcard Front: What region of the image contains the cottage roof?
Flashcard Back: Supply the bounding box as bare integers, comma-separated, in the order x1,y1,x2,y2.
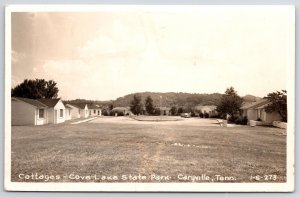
194,105,217,111
112,107,130,111
241,99,269,110
68,103,87,109
13,97,48,108
37,98,61,108
87,104,101,109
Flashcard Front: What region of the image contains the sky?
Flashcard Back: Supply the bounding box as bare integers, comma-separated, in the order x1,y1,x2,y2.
11,6,293,100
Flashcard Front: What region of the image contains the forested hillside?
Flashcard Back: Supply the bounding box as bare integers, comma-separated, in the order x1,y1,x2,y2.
65,92,260,109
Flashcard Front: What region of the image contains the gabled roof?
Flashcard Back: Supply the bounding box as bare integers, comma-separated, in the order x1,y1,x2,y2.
12,97,48,108
112,107,130,111
37,98,61,108
241,99,270,110
67,103,87,109
87,104,101,109
194,105,217,111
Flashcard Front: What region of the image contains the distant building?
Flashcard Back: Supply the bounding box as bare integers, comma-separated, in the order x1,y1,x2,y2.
88,104,102,117
111,107,132,116
65,103,81,119
67,103,89,118
158,107,171,116
194,105,217,117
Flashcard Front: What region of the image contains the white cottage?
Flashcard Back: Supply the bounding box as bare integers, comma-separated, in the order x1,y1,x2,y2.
241,99,282,124
11,97,48,126
88,104,102,117
65,104,81,119
37,99,66,124
68,103,89,118
65,105,72,120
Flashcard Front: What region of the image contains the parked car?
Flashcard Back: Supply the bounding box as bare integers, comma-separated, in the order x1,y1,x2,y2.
180,113,191,118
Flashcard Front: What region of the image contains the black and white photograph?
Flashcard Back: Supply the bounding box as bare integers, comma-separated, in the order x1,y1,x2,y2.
4,5,295,192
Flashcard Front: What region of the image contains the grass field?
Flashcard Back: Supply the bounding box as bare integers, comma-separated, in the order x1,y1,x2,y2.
11,118,286,183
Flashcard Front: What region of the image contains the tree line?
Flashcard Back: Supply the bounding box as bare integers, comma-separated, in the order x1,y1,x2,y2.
11,79,287,122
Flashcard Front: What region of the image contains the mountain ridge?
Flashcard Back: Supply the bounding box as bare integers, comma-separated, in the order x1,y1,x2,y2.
64,92,261,108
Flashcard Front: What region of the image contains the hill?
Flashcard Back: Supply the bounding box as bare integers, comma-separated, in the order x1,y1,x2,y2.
65,92,261,109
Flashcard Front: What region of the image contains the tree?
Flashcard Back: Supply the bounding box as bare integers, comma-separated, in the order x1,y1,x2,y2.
145,96,155,115
11,79,59,99
130,94,143,115
177,107,184,115
216,87,243,119
264,90,287,122
109,104,114,111
170,106,177,116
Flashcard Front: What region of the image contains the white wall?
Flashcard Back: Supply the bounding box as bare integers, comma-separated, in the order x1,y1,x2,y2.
36,109,48,125
47,108,54,124
53,100,66,124
80,106,89,118
65,108,72,120
67,104,81,119
246,109,257,121
11,100,48,126
89,109,102,117
262,109,282,123
12,100,36,125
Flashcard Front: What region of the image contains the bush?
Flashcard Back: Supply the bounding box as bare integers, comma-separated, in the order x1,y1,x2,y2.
110,109,125,116
231,115,248,125
191,111,196,117
204,113,209,118
199,113,204,118
102,109,109,116
153,108,161,116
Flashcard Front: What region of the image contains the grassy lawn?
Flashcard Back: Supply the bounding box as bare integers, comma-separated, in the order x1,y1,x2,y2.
11,121,286,183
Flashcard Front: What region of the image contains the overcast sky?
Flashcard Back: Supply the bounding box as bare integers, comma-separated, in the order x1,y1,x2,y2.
11,6,293,100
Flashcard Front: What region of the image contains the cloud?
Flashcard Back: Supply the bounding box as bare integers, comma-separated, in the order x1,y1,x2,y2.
11,50,25,64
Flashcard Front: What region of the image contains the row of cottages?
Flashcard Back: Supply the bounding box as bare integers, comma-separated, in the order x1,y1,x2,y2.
11,97,102,126
241,99,282,124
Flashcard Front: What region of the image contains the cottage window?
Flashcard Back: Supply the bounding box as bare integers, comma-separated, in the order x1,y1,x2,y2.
94,110,96,114
38,109,45,118
60,109,64,118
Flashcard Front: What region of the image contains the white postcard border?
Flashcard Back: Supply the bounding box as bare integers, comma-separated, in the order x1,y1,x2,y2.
4,4,295,192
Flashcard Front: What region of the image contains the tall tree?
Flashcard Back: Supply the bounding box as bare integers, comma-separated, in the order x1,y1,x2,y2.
170,106,178,116
216,87,243,119
145,95,155,115
11,79,59,99
130,94,143,115
264,90,287,122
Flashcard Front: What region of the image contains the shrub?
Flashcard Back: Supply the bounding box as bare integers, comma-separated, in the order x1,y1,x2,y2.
199,113,204,118
153,108,161,116
230,115,248,125
204,113,209,118
191,111,196,117
110,109,125,116
102,109,109,116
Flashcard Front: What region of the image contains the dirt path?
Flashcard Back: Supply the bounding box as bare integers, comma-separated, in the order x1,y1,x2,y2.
89,116,221,127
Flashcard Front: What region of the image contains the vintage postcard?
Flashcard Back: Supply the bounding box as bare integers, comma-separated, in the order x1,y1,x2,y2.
4,5,295,192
